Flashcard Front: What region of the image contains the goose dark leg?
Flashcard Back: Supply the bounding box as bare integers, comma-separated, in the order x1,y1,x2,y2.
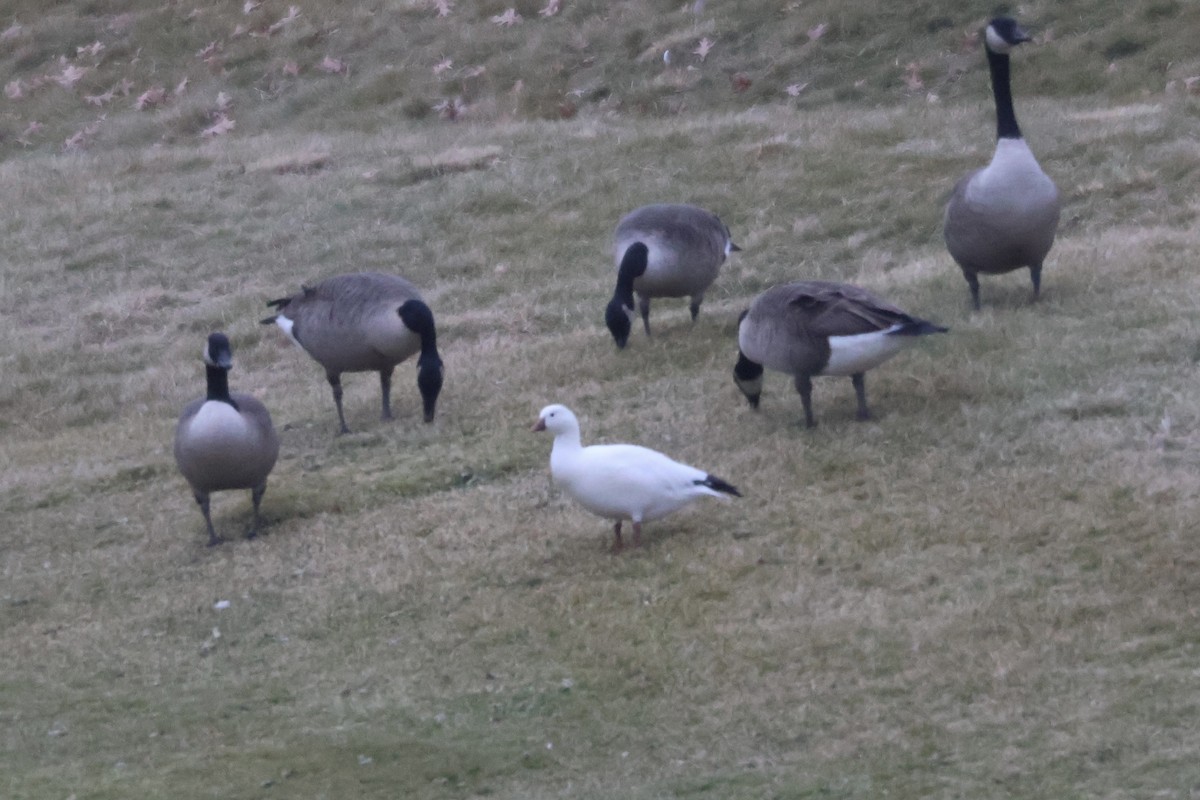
379,367,395,420
689,296,702,322
638,295,652,336
248,483,266,540
1030,263,1042,301
964,270,982,311
195,492,222,547
611,521,624,553
852,373,871,421
795,373,817,429
327,373,351,434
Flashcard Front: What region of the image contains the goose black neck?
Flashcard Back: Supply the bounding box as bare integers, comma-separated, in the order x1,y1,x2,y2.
205,365,236,407
986,48,1022,140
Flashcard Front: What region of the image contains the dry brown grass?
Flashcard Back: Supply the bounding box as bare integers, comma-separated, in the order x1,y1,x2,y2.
5,1,1200,798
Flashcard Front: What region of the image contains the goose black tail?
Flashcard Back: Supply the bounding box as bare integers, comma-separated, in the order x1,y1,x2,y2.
891,318,949,336
697,474,742,498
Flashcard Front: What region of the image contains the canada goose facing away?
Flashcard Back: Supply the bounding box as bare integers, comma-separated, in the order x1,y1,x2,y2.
532,404,741,552
944,16,1060,310
174,332,280,547
606,203,741,348
733,281,947,428
262,272,444,434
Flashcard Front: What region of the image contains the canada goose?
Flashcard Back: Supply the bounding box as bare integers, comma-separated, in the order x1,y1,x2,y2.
605,203,741,348
262,272,444,434
174,332,280,547
944,16,1060,310
532,404,741,552
733,281,947,427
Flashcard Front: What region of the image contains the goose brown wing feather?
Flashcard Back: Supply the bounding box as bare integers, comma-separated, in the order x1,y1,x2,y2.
785,281,909,337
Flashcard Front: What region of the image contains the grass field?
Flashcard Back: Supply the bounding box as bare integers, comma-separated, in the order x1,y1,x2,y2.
4,1,1200,797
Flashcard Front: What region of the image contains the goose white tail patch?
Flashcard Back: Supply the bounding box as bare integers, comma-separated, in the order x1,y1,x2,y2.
274,314,301,347
822,327,909,376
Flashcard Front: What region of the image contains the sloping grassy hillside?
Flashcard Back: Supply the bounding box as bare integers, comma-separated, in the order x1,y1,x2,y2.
4,1,1200,799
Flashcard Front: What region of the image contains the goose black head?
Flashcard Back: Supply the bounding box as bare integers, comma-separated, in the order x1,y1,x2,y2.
985,16,1031,54
732,350,764,410
203,332,234,370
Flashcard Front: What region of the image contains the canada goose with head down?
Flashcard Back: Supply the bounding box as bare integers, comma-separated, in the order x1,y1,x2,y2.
733,281,947,427
262,272,444,434
605,203,741,348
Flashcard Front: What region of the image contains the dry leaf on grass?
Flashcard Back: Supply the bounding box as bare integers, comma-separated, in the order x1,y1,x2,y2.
243,0,261,13
1,22,23,41
433,58,453,76
267,6,300,35
215,91,232,112
54,65,87,90
693,37,714,61
282,60,300,76
539,0,561,16
173,77,189,98
76,41,104,58
134,86,167,110
432,0,453,16
63,117,104,151
201,114,235,138
808,22,828,41
84,87,116,106
318,56,347,74
5,79,24,100
491,9,521,26
785,82,808,96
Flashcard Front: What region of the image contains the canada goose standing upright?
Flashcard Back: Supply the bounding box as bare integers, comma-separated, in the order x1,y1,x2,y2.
174,332,280,547
532,403,741,552
605,203,740,348
262,272,444,434
944,16,1060,310
733,281,947,428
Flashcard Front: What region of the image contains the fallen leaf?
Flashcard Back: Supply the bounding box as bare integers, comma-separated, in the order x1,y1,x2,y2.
135,85,167,110
903,62,923,91
267,5,300,35
173,77,189,97
282,60,300,76
76,41,104,58
5,79,24,100
433,58,453,76
1,23,23,41
243,0,261,13
84,87,116,106
693,37,714,61
201,114,235,138
433,0,453,16
318,56,347,74
808,22,828,41
491,8,521,26
54,65,87,90
539,0,561,16
785,82,808,96
197,41,222,60
215,91,232,112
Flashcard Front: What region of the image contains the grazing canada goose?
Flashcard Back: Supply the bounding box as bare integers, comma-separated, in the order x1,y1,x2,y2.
532,404,741,552
262,272,444,434
733,281,947,428
944,16,1061,310
174,332,280,547
605,203,741,348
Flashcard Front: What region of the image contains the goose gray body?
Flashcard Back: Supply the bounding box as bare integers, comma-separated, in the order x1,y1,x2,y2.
606,203,740,347
944,17,1060,309
262,272,444,434
174,333,279,547
733,281,947,427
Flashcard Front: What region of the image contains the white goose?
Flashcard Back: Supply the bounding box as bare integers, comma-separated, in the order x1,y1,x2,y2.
532,404,741,551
